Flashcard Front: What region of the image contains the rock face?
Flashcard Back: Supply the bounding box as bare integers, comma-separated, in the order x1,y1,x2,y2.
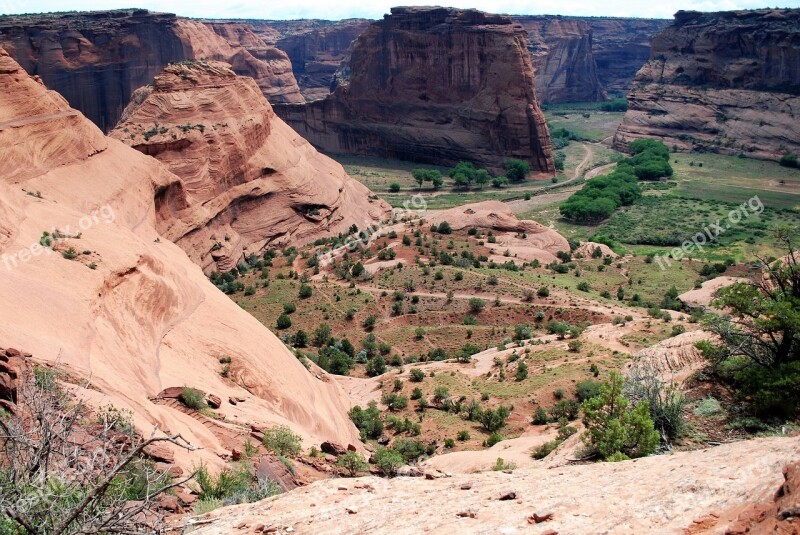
253,19,371,102
582,17,670,94
515,16,606,103
274,7,554,173
175,20,304,105
111,60,389,273
614,9,800,160
0,47,362,470
0,10,303,131
193,436,800,534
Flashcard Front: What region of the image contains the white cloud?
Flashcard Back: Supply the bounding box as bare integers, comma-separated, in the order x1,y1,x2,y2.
1,0,797,19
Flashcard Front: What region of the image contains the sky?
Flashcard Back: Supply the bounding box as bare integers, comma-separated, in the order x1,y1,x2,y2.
0,0,797,20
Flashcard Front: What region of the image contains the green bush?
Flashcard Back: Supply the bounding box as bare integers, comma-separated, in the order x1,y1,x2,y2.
576,380,602,402
337,450,368,476
298,284,313,299
283,302,297,314
262,425,302,457
457,430,471,441
277,312,294,330
374,447,404,476
409,368,425,382
179,387,206,410
349,401,384,440
779,153,798,168
532,406,549,425
479,405,511,432
389,182,401,193
506,159,531,182
582,372,660,460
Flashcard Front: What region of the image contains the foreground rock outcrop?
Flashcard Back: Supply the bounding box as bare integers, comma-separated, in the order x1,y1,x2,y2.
615,9,800,160
0,47,361,470
275,7,554,173
515,16,606,103
111,60,389,273
0,9,303,131
190,436,800,534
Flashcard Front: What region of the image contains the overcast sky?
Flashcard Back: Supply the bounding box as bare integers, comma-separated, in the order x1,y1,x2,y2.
0,0,796,20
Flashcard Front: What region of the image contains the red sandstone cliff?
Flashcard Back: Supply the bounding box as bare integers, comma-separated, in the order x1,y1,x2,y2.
0,10,303,131
515,16,606,103
110,60,389,273
614,9,800,160
0,47,362,470
275,7,554,174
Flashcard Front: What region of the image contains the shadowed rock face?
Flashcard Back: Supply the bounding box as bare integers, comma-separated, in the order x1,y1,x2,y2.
0,10,303,132
515,16,606,103
614,9,800,160
274,7,554,174
251,19,371,102
582,17,670,94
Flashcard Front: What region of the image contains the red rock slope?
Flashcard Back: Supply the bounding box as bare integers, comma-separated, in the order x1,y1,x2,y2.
275,7,554,174
0,47,361,470
111,60,389,273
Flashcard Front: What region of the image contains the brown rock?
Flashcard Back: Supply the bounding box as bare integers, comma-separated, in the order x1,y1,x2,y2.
531,511,554,523
460,483,473,490
229,397,238,405
346,507,358,514
321,441,347,456
347,444,357,452
157,494,183,513
206,394,222,409
256,455,300,492
499,491,517,501
232,448,243,461
457,511,477,518
275,7,554,174
143,444,174,464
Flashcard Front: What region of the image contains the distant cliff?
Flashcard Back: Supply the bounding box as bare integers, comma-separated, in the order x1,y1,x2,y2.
274,7,554,173
0,10,303,131
515,16,606,103
615,9,800,160
582,17,671,95
252,19,370,102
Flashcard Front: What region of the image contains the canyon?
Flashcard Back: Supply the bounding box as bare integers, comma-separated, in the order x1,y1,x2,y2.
0,10,303,131
615,9,800,160
274,7,554,173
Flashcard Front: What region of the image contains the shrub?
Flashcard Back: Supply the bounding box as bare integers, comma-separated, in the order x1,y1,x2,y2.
276,313,292,330
532,440,558,459
444,438,456,449
374,447,404,476
389,182,401,193
179,387,206,410
506,159,531,182
409,368,425,382
549,399,580,421
293,329,308,348
537,286,550,298
298,284,313,299
493,457,517,471
515,361,528,382
484,432,504,447
366,355,387,377
436,221,453,234
283,302,297,314
469,297,486,313
479,405,511,432
262,425,302,457
532,406,549,425
349,402,384,440
363,315,377,330
337,451,368,476
576,380,602,402
779,153,798,168
582,372,660,460
568,340,583,353
457,430,471,441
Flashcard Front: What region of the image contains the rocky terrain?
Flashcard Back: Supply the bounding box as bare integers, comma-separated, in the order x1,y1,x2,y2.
0,46,372,471
111,60,388,272
0,10,303,131
191,435,800,534
615,9,800,160
515,16,606,103
274,7,554,173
